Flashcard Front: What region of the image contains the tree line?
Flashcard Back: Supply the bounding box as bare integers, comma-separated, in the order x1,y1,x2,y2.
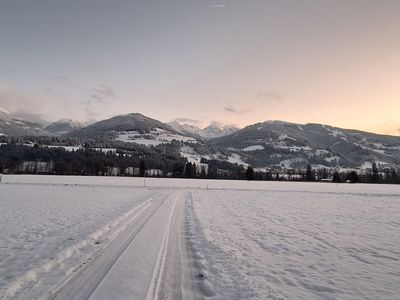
1,144,399,184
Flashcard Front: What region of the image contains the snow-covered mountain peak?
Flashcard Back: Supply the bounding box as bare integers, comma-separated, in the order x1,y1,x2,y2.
52,119,83,128
202,122,239,139
169,120,239,140
45,119,84,135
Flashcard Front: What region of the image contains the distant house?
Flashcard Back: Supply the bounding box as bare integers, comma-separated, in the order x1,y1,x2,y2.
145,169,163,176
125,167,140,176
216,169,232,177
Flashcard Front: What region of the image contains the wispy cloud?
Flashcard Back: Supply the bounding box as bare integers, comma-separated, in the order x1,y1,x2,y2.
256,90,284,102
224,105,251,115
80,84,117,122
83,84,116,106
11,111,50,125
0,81,44,116
208,4,226,8
85,107,99,123
0,81,64,123
90,84,116,103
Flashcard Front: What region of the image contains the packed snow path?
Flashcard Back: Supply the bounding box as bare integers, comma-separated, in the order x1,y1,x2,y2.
0,181,197,300
50,191,187,300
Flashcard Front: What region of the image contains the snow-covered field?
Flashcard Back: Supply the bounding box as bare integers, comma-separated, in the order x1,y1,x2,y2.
1,175,399,299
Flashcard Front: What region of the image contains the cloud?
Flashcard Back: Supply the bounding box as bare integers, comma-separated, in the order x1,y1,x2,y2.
224,105,251,115
0,81,44,115
256,90,284,102
208,4,226,8
81,84,116,122
172,117,202,125
85,107,99,123
0,81,78,123
89,84,116,104
11,111,50,125
209,120,222,127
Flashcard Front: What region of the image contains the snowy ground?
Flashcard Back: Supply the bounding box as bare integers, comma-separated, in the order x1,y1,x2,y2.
190,187,400,299
0,175,399,299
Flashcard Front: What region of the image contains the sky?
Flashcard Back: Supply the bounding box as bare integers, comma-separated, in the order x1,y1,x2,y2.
0,0,399,135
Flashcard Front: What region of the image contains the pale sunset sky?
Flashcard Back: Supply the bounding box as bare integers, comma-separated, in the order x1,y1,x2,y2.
0,0,399,135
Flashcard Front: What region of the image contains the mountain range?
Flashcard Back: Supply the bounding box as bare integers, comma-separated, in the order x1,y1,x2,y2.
1,109,399,170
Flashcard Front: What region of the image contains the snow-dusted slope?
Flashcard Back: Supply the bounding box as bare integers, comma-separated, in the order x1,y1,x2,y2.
169,120,239,140
0,109,46,136
67,113,196,146
45,119,84,136
116,127,196,146
210,120,400,169
168,121,205,140
202,122,238,139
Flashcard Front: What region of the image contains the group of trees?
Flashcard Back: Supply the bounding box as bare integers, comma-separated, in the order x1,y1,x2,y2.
1,143,399,184
0,144,185,176
245,163,400,184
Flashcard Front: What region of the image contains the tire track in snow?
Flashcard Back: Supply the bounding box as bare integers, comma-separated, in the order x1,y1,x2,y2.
46,193,168,300
145,192,182,300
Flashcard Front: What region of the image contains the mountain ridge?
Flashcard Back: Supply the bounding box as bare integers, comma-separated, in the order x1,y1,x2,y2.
1,111,399,170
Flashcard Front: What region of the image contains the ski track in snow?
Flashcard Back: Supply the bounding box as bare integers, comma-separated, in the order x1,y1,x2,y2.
0,175,400,299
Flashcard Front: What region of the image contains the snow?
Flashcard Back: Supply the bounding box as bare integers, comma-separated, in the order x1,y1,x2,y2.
279,158,306,168
278,134,296,141
371,143,400,151
190,184,400,299
179,146,209,173
169,121,238,140
372,142,385,149
116,128,196,146
326,128,346,138
310,163,331,169
361,161,373,169
0,183,159,299
265,120,294,126
325,155,340,162
180,146,201,164
376,161,390,166
52,119,82,128
227,153,249,167
372,148,386,154
273,143,313,152
1,175,400,299
94,147,118,154
44,145,82,152
241,145,264,152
